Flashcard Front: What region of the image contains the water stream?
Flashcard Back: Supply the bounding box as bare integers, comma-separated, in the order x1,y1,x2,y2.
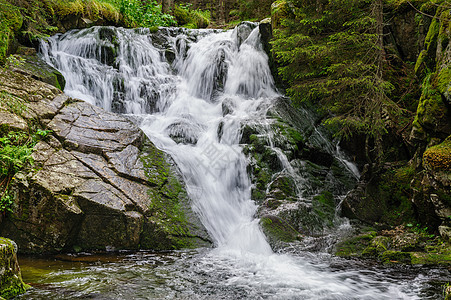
21,24,448,299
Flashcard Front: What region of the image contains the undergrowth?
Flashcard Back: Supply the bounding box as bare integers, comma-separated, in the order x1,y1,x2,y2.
173,3,210,28
0,91,51,214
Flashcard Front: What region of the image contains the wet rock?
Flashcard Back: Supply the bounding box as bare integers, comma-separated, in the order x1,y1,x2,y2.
166,118,205,145
240,98,357,245
48,101,143,154
259,215,302,248
222,98,236,116
235,21,257,47
165,49,176,64
0,238,29,299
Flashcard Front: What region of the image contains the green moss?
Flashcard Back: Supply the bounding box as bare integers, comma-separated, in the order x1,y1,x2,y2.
54,0,121,23
0,0,23,65
411,252,451,265
271,0,293,29
0,238,29,299
380,250,412,264
362,236,390,257
416,91,444,125
334,231,377,257
173,5,191,25
260,215,301,244
437,9,450,50
312,191,336,227
376,166,416,225
423,136,451,172
436,66,451,96
336,227,451,265
140,144,197,250
413,3,450,138
173,3,210,29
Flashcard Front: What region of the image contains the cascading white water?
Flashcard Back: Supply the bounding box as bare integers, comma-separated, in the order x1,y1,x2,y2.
40,25,418,299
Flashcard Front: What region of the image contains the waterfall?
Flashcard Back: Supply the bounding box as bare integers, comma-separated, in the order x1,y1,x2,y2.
40,24,417,299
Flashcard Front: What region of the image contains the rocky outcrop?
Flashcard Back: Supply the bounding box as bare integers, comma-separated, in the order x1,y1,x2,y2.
11,47,66,90
0,238,29,299
0,56,210,253
409,6,451,239
334,225,451,265
241,97,357,249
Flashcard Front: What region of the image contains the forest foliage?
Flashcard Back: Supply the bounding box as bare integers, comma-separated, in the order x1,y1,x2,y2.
270,0,450,165
272,0,395,143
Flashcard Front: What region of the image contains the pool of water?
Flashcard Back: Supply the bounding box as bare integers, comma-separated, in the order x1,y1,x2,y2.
19,249,450,299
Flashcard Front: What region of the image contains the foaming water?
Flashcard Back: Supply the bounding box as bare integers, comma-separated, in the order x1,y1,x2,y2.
37,24,439,299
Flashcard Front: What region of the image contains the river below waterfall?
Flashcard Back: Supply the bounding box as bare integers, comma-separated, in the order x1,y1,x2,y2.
18,249,449,299
19,24,450,299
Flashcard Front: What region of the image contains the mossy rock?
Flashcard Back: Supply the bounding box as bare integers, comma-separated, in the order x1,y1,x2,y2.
260,215,302,248
380,250,412,264
334,231,377,257
414,17,439,77
423,137,451,172
423,136,451,187
173,5,191,26
271,0,294,30
8,52,66,90
140,143,211,250
361,236,391,257
0,0,23,64
312,191,336,227
0,238,29,299
410,251,451,265
413,84,450,138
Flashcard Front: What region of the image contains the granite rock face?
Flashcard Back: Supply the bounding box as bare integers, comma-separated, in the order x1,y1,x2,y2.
0,58,210,253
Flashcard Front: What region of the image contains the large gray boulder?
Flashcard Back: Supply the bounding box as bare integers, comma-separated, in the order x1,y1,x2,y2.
0,58,210,253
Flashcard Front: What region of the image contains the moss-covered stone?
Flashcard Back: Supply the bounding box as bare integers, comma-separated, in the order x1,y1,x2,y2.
140,143,210,250
271,0,294,30
380,250,412,264
414,17,439,77
259,215,302,247
173,4,210,29
335,225,451,266
424,137,451,172
412,4,451,141
335,231,377,257
0,238,29,299
312,191,336,228
410,251,451,265
8,51,66,90
0,0,23,64
361,236,391,257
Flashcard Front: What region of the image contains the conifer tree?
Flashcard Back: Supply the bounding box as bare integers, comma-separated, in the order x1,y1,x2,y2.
272,0,400,164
